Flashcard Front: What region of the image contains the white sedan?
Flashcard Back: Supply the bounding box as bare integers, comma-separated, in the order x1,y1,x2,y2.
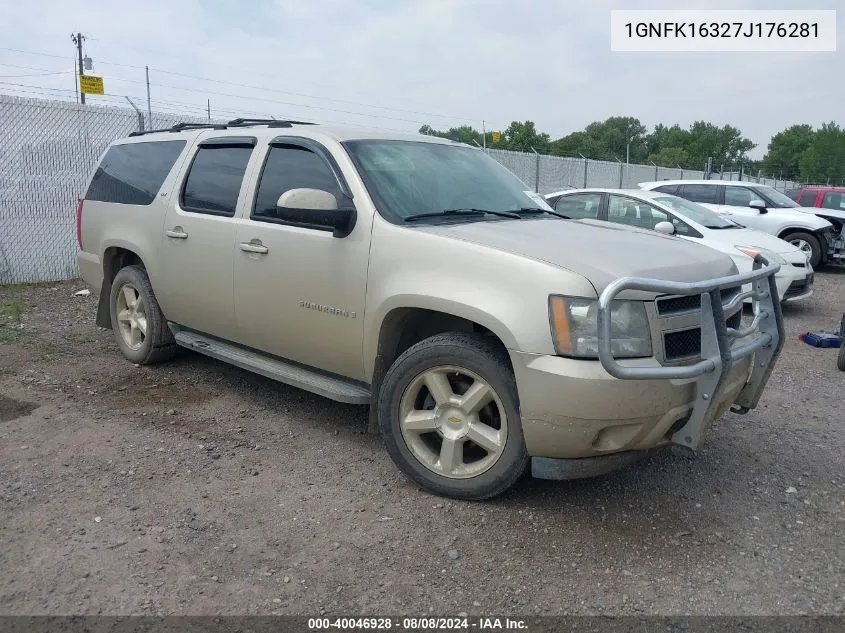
545,188,813,303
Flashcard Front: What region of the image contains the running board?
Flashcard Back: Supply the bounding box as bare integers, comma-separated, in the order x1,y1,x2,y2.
172,329,370,405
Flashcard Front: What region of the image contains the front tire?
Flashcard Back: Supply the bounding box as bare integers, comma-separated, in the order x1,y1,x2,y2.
785,231,823,269
109,265,176,365
378,332,528,500
838,342,845,372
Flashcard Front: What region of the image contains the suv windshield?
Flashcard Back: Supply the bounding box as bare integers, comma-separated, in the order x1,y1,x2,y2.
751,185,800,208
344,140,546,223
653,195,739,229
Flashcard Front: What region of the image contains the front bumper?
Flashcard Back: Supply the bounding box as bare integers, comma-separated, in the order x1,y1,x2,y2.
514,258,784,462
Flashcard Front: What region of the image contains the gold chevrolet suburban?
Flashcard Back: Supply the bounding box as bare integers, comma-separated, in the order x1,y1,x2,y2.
76,119,784,499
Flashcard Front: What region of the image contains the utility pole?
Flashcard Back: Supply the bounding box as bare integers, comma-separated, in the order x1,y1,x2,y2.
207,99,211,121
482,119,486,150
145,66,152,129
71,33,85,104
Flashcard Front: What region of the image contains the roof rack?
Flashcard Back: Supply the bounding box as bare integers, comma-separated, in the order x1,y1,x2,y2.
227,118,315,128
127,118,315,137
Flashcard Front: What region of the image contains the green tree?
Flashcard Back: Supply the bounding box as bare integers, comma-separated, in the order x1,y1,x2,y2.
762,124,816,180
645,124,690,159
683,121,755,169
581,116,649,162
418,124,483,146
798,122,845,184
501,120,550,153
549,131,601,157
647,147,690,168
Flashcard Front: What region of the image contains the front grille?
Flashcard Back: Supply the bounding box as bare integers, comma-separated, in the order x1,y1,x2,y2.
657,295,701,315
784,278,811,299
664,328,701,360
657,286,742,316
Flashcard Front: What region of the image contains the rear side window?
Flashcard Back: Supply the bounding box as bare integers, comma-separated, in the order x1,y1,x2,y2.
653,184,679,195
86,140,186,205
554,193,602,219
253,145,341,220
679,184,719,204
798,190,818,206
822,192,845,210
181,146,253,216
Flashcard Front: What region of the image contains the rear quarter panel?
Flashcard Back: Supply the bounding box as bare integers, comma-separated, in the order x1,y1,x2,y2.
78,138,197,311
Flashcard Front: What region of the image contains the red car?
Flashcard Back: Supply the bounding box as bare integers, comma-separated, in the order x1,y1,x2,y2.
787,186,845,264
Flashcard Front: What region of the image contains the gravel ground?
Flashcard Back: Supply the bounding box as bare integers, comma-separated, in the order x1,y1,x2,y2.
0,273,843,617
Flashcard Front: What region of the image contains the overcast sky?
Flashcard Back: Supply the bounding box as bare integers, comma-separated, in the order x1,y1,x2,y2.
0,0,841,158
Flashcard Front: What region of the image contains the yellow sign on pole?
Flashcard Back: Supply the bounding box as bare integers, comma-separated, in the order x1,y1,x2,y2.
79,74,105,95
491,131,501,143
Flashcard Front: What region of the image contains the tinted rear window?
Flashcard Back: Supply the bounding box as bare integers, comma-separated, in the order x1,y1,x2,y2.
86,140,186,205
181,146,253,216
653,184,679,195
679,184,719,204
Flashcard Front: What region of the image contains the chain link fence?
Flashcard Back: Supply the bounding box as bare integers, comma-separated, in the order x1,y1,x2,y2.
0,95,211,284
0,94,801,284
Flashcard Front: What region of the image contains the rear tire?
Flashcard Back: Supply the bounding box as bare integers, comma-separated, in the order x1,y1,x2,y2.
109,265,176,365
378,332,528,500
784,231,823,269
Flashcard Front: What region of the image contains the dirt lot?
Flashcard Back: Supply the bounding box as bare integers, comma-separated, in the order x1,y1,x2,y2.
1,273,843,617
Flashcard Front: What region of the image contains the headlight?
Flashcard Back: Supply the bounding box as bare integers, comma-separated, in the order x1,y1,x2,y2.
735,246,786,265
548,296,652,359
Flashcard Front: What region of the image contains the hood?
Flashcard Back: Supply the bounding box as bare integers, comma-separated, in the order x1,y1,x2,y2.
803,206,845,222
718,206,832,230
704,227,804,257
416,218,738,293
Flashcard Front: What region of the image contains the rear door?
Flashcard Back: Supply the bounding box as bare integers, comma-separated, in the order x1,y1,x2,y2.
156,136,258,340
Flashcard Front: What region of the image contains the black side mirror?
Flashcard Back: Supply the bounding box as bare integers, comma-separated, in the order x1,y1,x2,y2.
275,188,357,238
749,199,768,214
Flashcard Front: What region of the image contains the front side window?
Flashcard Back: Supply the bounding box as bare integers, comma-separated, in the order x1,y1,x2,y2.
253,145,342,220
822,192,845,210
653,196,737,230
751,185,800,208
798,191,819,207
607,195,666,228
554,193,602,219
344,140,546,223
679,184,719,204
724,186,758,207
86,140,186,205
181,146,253,216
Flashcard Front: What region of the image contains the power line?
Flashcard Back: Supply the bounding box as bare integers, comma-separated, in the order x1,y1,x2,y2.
0,45,487,125
0,81,414,133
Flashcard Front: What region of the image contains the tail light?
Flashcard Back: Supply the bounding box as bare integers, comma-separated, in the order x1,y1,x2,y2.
76,198,84,249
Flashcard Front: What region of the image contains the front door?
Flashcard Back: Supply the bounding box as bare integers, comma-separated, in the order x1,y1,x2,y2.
719,184,769,232
157,137,258,340
233,140,371,381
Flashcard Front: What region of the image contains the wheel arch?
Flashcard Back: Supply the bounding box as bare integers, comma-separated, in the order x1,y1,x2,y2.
367,300,518,408
95,245,148,328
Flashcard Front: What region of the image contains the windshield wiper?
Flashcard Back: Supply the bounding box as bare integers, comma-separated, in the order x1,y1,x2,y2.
706,225,740,230
404,208,521,222
513,207,570,219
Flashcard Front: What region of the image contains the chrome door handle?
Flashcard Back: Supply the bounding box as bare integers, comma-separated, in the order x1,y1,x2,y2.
165,227,188,239
239,241,269,254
